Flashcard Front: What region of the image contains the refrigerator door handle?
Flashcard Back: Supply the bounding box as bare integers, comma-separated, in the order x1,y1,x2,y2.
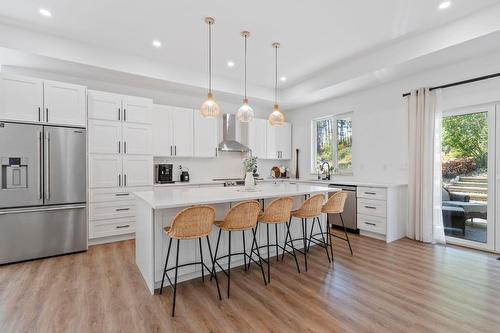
0,204,87,215
44,131,50,200
37,131,42,199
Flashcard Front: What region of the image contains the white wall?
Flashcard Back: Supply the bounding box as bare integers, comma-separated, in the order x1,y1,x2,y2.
2,65,288,181
287,48,500,184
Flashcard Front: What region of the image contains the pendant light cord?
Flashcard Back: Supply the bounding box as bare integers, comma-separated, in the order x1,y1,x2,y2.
244,35,247,100
274,45,278,105
208,21,212,94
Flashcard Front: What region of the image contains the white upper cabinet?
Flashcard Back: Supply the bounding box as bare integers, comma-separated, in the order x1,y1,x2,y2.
43,80,86,126
152,104,194,157
122,96,152,124
245,118,267,159
193,111,218,158
0,73,43,122
152,104,173,156
266,121,292,160
122,155,153,187
88,90,122,121
122,123,152,155
88,119,122,154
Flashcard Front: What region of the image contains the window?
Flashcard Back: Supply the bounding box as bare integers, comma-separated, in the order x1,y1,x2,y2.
311,113,353,174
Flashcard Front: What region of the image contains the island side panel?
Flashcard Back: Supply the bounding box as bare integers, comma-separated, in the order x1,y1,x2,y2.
135,199,155,294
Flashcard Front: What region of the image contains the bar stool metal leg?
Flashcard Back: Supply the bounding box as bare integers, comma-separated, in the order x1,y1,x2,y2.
327,215,334,260
172,239,180,317
227,230,232,298
252,227,267,286
302,218,308,272
266,223,271,282
340,213,353,256
199,238,205,282
317,217,331,263
206,236,222,300
285,217,301,273
275,224,279,261
210,228,222,281
160,237,173,295
242,230,247,271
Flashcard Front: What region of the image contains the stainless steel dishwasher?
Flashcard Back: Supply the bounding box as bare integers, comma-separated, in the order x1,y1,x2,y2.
328,184,358,232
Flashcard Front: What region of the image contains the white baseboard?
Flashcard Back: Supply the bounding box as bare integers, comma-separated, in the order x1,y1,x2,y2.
88,233,135,246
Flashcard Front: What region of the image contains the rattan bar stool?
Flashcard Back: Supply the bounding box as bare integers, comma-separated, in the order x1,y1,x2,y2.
247,197,301,282
211,201,267,298
159,205,222,317
283,194,330,271
320,191,353,257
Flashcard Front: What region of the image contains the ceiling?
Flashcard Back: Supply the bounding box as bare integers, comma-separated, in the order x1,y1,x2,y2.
1,0,500,107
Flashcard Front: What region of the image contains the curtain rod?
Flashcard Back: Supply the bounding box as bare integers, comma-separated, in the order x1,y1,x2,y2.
402,72,500,97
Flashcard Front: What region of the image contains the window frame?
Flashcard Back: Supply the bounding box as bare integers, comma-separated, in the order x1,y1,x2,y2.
310,112,353,175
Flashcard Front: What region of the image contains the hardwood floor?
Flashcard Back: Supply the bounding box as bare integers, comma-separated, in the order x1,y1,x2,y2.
1,233,499,333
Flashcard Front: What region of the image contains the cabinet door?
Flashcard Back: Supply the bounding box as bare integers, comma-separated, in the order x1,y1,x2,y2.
248,118,267,159
122,123,152,155
88,90,122,121
122,96,152,124
152,104,173,156
122,155,153,187
0,73,43,122
88,119,122,154
193,110,218,157
43,80,86,126
266,123,278,159
88,154,122,188
277,122,292,159
171,107,194,157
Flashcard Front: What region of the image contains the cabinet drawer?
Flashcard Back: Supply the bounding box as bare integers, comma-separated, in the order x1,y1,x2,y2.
357,187,387,201
89,201,135,220
357,198,387,217
89,217,135,239
358,214,386,235
89,186,151,203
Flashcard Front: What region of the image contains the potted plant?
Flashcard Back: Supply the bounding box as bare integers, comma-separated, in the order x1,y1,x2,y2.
243,156,258,190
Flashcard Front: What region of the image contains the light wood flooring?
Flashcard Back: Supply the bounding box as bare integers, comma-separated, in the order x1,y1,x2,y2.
1,232,500,333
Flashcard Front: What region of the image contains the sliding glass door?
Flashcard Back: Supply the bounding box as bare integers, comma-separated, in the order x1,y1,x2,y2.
441,104,496,251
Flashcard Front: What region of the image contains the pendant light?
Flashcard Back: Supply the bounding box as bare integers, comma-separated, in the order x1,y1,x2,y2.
268,42,285,126
237,31,254,122
200,17,220,118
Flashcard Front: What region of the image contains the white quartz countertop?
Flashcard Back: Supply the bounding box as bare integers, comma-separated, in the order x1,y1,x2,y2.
135,183,340,209
262,178,407,188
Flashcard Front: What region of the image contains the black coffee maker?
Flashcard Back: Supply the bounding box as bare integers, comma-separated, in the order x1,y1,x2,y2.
179,165,190,182
155,164,173,183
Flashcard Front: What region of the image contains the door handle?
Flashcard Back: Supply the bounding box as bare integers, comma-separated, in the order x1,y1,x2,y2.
123,109,126,121
118,141,121,153
174,145,177,156
124,174,127,186
170,145,173,156
38,107,41,122
118,108,121,121
124,141,127,154
45,108,49,122
118,174,121,187
37,131,42,199
44,131,50,200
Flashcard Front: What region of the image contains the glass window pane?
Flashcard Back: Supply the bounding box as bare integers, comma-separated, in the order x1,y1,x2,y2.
315,118,333,171
336,119,352,172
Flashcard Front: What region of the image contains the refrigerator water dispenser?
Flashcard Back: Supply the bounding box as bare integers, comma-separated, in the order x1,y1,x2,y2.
1,157,28,189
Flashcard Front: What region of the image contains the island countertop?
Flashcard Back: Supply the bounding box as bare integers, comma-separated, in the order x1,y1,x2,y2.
134,183,340,209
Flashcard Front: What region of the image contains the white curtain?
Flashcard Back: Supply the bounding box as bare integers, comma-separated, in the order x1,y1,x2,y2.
407,88,446,244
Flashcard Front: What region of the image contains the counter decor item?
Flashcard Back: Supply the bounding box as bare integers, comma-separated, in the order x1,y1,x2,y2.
243,156,258,190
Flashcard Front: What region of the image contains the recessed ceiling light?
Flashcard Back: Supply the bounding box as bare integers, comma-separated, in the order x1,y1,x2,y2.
438,1,451,10
280,76,287,82
152,40,162,48
39,8,52,17
227,61,235,67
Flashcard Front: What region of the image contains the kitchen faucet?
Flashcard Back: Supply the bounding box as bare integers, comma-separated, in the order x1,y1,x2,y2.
321,161,331,180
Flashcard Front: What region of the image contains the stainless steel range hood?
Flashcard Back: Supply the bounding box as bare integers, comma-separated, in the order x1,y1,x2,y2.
218,113,250,152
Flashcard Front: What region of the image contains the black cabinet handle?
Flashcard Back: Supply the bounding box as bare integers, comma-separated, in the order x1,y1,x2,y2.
116,225,130,229
170,145,173,156
118,108,121,120
115,193,130,197
115,208,130,212
118,174,121,187
124,141,127,154
364,206,377,209
45,108,49,122
123,109,126,121
38,107,41,121
364,192,377,195
124,174,127,186
174,146,177,156
118,141,121,153
365,222,376,226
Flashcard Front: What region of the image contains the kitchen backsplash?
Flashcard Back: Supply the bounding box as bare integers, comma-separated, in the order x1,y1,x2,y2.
154,152,290,182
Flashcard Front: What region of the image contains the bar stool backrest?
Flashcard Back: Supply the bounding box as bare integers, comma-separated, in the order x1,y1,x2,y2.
260,197,294,223
294,194,325,218
219,201,261,230
168,205,216,239
322,191,347,214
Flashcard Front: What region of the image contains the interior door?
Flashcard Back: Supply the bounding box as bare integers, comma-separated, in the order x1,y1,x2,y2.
0,122,43,208
88,90,122,121
122,123,152,155
0,73,43,122
44,126,86,205
43,80,86,126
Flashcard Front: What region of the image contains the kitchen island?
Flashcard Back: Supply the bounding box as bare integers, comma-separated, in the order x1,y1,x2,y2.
134,183,339,294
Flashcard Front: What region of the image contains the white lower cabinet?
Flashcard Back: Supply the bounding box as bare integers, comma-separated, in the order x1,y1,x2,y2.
89,217,136,239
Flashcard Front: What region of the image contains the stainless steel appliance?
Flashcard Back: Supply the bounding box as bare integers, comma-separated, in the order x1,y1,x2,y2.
0,122,87,264
328,184,358,232
155,164,173,184
218,114,250,152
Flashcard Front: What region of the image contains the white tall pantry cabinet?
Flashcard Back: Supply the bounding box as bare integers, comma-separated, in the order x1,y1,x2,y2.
87,90,153,242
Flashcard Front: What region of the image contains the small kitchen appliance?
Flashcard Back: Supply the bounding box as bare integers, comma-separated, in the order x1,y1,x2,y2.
180,166,190,182
155,164,173,184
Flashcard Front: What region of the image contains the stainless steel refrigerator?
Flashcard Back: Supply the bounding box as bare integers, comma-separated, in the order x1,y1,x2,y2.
0,121,87,264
